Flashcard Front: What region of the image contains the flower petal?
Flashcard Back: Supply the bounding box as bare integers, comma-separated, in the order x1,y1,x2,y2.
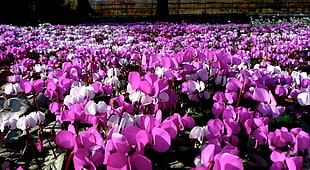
297,92,310,106
19,79,32,93
286,156,303,170
55,130,75,149
111,133,130,153
130,154,152,170
152,127,171,152
214,153,244,170
252,88,270,103
128,72,141,90
107,152,128,170
139,80,153,95
270,150,286,162
201,144,216,167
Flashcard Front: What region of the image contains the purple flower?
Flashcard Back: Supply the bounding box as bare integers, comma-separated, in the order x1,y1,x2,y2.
252,87,271,103
19,79,44,94
213,152,244,170
290,128,310,153
193,143,243,170
268,127,294,151
270,150,303,170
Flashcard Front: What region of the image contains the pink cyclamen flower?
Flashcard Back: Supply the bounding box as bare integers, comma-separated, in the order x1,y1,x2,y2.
19,79,44,94
252,87,271,103
270,150,303,170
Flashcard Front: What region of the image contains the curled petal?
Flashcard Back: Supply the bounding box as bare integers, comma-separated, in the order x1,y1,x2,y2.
181,113,195,129
139,80,153,95
73,148,96,170
128,72,141,90
111,133,130,153
33,79,44,94
152,127,171,152
160,120,178,140
19,79,32,93
297,92,310,106
107,152,128,170
130,154,152,170
270,161,286,170
49,102,61,113
140,115,159,132
207,119,224,136
270,150,286,162
252,88,270,103
213,153,244,170
201,144,216,167
55,130,75,149
286,156,303,170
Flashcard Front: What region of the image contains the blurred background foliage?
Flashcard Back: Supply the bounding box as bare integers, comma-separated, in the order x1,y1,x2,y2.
0,0,309,25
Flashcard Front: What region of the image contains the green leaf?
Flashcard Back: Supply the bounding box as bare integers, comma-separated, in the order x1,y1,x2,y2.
3,129,23,147
42,137,56,148
173,45,182,51
42,150,65,170
43,121,62,134
0,148,17,158
270,114,295,124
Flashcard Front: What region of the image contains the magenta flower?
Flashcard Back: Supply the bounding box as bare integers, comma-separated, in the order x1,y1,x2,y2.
207,118,224,137
193,143,243,170
109,95,134,115
55,125,77,149
56,126,105,169
104,132,152,170
268,127,294,151
290,128,310,153
19,79,44,94
270,150,303,170
213,152,244,170
252,87,271,103
226,77,242,92
122,126,150,154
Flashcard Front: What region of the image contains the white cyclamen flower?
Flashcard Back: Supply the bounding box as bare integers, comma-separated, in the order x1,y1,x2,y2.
29,111,45,125
16,115,36,131
297,92,310,106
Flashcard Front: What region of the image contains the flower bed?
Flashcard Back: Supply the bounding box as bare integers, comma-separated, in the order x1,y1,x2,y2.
0,22,309,170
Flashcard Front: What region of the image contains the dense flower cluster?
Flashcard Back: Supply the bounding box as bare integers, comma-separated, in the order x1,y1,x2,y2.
0,22,309,170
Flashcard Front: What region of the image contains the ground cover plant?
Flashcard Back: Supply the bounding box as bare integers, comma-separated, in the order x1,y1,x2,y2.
0,21,309,170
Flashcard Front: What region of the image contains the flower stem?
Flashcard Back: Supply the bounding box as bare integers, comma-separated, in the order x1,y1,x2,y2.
26,129,41,170
33,94,40,111
0,132,3,148
296,106,305,118
39,125,57,159
64,151,74,170
236,82,244,107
